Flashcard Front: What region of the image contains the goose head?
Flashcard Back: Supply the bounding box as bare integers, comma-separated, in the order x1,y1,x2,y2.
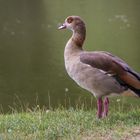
58,16,85,32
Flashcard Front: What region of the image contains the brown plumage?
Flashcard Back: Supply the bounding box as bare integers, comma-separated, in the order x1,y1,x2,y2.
80,51,140,90
58,16,140,118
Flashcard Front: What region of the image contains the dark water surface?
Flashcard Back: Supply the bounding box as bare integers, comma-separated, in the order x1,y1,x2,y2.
0,0,140,112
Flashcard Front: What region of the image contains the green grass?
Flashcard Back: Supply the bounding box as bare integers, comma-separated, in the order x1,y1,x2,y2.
0,103,140,140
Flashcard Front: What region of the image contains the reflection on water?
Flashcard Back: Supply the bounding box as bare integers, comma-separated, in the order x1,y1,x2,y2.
0,0,140,112
108,14,130,29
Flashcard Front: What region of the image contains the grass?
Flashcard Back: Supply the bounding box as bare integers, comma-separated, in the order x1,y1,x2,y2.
0,98,140,140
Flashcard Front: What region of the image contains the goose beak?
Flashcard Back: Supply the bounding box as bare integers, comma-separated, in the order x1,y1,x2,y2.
58,23,66,30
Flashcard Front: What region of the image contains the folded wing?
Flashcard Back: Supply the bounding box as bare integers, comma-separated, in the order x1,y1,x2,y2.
80,51,140,96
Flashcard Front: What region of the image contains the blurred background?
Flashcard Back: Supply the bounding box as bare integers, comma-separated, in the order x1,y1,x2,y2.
0,0,140,112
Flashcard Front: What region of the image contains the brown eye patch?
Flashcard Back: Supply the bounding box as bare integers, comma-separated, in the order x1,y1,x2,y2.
67,17,73,23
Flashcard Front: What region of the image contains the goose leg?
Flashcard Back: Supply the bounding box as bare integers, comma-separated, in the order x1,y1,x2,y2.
102,97,109,118
97,97,103,118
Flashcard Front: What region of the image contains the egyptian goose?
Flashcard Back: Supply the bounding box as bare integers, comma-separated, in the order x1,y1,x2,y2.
58,16,140,118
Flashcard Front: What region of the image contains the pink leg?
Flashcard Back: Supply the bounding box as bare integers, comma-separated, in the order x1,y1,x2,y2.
102,97,109,118
97,98,103,118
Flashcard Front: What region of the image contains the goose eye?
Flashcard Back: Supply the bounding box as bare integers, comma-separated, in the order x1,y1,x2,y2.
67,17,73,24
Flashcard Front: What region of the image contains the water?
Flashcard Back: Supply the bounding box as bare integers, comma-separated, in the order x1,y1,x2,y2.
0,0,140,112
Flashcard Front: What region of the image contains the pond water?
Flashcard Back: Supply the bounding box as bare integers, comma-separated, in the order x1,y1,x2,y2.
0,0,140,112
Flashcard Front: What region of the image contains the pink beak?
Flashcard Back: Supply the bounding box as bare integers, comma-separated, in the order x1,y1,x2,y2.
58,23,66,30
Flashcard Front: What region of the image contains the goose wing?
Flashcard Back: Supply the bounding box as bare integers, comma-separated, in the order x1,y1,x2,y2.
80,51,140,95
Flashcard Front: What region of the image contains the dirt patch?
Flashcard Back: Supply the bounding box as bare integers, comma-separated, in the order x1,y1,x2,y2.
123,127,140,140
80,126,140,140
